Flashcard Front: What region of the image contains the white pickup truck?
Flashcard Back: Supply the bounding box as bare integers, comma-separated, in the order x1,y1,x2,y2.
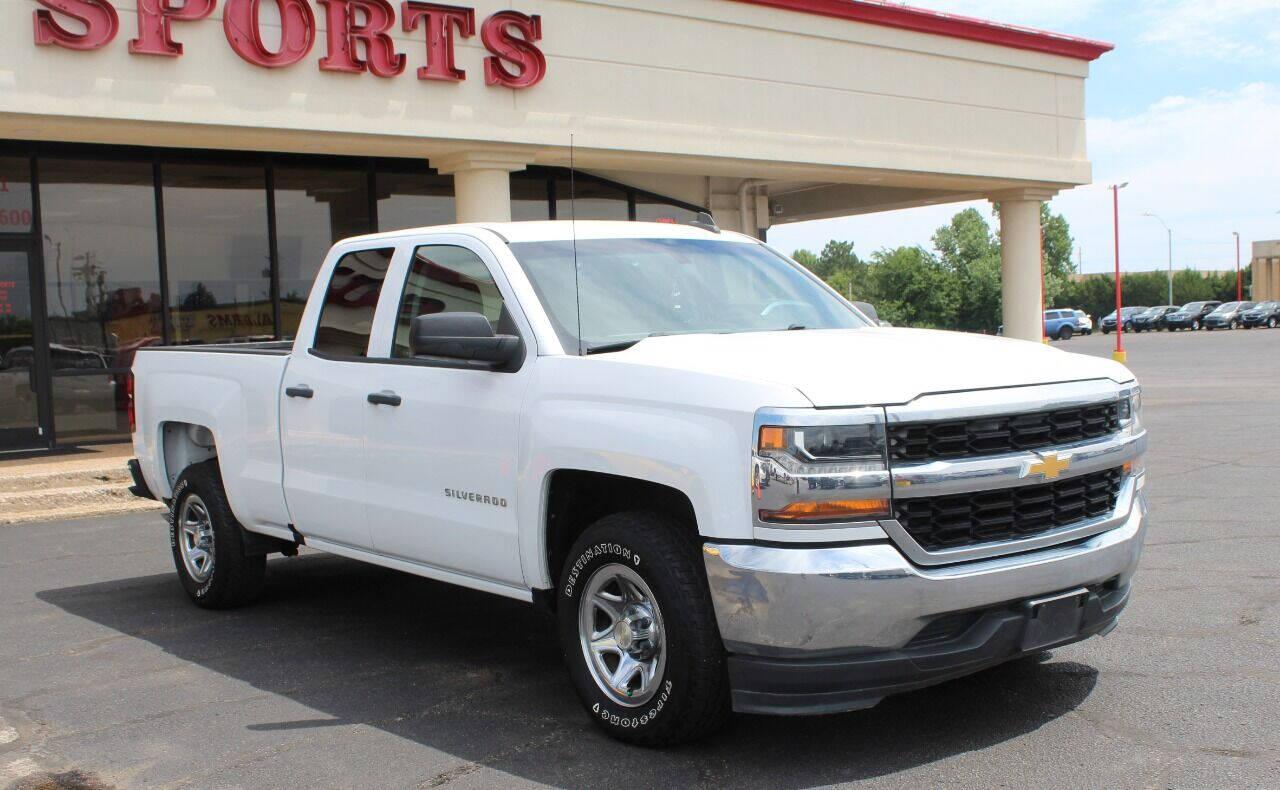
130,220,1148,745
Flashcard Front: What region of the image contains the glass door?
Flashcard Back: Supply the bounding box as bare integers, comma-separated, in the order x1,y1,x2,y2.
0,241,47,450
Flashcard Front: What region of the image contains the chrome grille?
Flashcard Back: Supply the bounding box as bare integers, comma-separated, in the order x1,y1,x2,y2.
887,401,1121,462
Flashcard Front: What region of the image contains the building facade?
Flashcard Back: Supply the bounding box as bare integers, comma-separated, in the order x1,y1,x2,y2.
1252,241,1280,302
0,0,1111,451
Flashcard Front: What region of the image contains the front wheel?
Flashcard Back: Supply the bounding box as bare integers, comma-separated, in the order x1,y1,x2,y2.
558,512,729,745
1269,317,1278,329
1192,319,1202,331
1102,328,1111,335
170,460,266,609
1057,325,1074,341
1230,319,1240,330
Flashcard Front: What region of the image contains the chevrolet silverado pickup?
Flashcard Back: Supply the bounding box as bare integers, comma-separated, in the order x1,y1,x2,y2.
130,220,1148,745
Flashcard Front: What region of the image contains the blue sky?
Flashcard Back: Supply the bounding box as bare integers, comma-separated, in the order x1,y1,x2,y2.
768,0,1280,274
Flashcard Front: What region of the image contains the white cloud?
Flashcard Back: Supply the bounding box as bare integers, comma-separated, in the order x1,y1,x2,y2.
1138,0,1280,61
768,83,1280,274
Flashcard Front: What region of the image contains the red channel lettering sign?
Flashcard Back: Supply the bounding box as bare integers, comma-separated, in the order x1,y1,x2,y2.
32,0,546,88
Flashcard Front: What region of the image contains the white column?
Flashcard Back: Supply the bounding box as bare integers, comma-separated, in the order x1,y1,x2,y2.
433,150,533,223
992,189,1057,342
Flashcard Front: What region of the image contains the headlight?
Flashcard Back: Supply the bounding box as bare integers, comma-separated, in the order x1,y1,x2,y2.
751,409,891,525
1119,386,1143,436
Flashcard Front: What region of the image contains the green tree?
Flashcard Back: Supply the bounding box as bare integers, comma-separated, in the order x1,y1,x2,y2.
933,208,1002,332
865,246,957,328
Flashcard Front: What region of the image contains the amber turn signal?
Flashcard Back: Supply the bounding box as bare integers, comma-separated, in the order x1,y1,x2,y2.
759,498,890,523
758,426,786,451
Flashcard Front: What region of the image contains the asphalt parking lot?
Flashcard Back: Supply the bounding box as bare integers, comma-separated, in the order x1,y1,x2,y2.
2,328,1277,789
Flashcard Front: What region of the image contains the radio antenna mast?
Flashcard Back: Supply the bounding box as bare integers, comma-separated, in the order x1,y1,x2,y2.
570,133,583,355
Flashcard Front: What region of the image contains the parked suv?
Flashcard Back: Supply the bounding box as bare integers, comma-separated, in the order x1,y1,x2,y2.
1044,309,1079,340
1241,301,1280,329
1132,306,1178,332
1101,306,1148,334
1202,301,1254,330
1164,301,1222,331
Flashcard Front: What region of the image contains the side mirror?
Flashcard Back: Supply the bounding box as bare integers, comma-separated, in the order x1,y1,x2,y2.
852,301,880,324
410,312,523,370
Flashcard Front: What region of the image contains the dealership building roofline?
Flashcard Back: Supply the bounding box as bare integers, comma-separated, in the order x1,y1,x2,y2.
1,0,1111,452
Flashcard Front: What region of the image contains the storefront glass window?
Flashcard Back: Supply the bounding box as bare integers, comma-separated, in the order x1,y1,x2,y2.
554,177,629,221
0,157,34,233
511,172,552,221
635,196,700,225
273,165,371,338
162,162,273,344
51,372,127,442
376,167,455,231
39,158,164,369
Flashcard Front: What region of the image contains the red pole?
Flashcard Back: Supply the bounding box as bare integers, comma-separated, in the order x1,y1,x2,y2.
1112,185,1124,361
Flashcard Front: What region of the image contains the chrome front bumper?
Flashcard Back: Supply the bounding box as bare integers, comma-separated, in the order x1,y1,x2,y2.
704,476,1147,657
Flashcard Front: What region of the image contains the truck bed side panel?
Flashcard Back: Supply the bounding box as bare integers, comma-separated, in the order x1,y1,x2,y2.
132,349,291,534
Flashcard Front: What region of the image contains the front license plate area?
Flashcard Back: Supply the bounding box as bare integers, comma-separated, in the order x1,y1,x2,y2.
1021,588,1088,651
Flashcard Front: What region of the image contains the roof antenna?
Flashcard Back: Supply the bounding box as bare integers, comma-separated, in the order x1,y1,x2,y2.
570,133,583,355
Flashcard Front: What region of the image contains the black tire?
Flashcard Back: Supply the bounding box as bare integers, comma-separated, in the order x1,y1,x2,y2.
1192,319,1202,331
1057,325,1073,341
1102,328,1110,335
1230,319,1240,330
170,459,266,609
1269,317,1278,329
1123,321,1133,332
557,511,729,746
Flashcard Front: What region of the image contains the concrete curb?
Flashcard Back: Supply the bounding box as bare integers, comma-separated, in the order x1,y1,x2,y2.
0,455,166,525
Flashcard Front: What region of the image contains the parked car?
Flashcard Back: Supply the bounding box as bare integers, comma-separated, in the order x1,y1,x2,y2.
1131,305,1178,332
1100,306,1148,334
1241,301,1280,329
1164,301,1222,331
1203,301,1256,330
1073,310,1093,335
1044,309,1079,340
130,220,1148,746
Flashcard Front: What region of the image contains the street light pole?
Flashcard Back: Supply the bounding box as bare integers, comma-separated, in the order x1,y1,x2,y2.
1111,183,1129,363
1142,212,1173,305
1233,231,1242,301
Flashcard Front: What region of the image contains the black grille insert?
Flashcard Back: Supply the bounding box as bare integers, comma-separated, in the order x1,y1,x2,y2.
894,467,1123,551
888,401,1121,462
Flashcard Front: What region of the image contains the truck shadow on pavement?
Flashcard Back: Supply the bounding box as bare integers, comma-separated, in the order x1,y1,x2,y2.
38,552,1098,788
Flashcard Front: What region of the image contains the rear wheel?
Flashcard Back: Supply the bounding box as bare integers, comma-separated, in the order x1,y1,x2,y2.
170,460,266,609
1192,319,1202,331
1230,319,1240,330
1269,317,1278,329
558,512,729,745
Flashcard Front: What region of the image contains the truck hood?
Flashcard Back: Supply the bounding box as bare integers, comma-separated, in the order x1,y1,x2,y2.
611,327,1134,407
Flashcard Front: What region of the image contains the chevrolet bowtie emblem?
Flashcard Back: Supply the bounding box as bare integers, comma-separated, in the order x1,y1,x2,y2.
1026,452,1071,480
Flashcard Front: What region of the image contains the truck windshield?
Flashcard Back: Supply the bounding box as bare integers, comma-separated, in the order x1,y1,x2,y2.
509,237,868,354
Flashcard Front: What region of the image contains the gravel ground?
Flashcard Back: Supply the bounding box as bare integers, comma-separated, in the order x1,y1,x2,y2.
1,327,1277,788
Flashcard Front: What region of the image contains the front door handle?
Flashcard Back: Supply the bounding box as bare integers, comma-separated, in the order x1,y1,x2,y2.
367,390,402,407
285,385,314,399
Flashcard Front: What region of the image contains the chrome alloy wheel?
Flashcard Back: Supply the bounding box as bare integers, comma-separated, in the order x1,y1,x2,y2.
578,563,667,707
178,494,215,583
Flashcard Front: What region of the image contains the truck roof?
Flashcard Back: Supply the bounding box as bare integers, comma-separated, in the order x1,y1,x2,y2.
341,220,757,245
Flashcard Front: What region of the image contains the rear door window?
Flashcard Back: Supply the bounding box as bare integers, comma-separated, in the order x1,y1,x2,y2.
311,247,395,357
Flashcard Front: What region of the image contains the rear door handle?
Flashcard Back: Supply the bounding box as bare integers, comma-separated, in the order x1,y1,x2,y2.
367,390,402,407
285,385,314,399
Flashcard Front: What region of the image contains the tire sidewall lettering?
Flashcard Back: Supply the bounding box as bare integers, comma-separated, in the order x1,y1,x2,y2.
595,680,674,731
562,542,638,599
171,477,215,598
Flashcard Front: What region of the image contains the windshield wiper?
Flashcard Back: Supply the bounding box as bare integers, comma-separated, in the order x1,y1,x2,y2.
583,339,645,355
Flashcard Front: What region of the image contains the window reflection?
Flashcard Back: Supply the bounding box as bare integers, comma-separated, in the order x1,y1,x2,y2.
162,163,273,344
510,172,552,221
0,250,38,432
554,176,629,221
274,166,371,339
0,157,34,232
51,373,125,441
393,246,507,357
376,168,455,231
39,158,164,369
312,248,394,357
635,197,700,225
